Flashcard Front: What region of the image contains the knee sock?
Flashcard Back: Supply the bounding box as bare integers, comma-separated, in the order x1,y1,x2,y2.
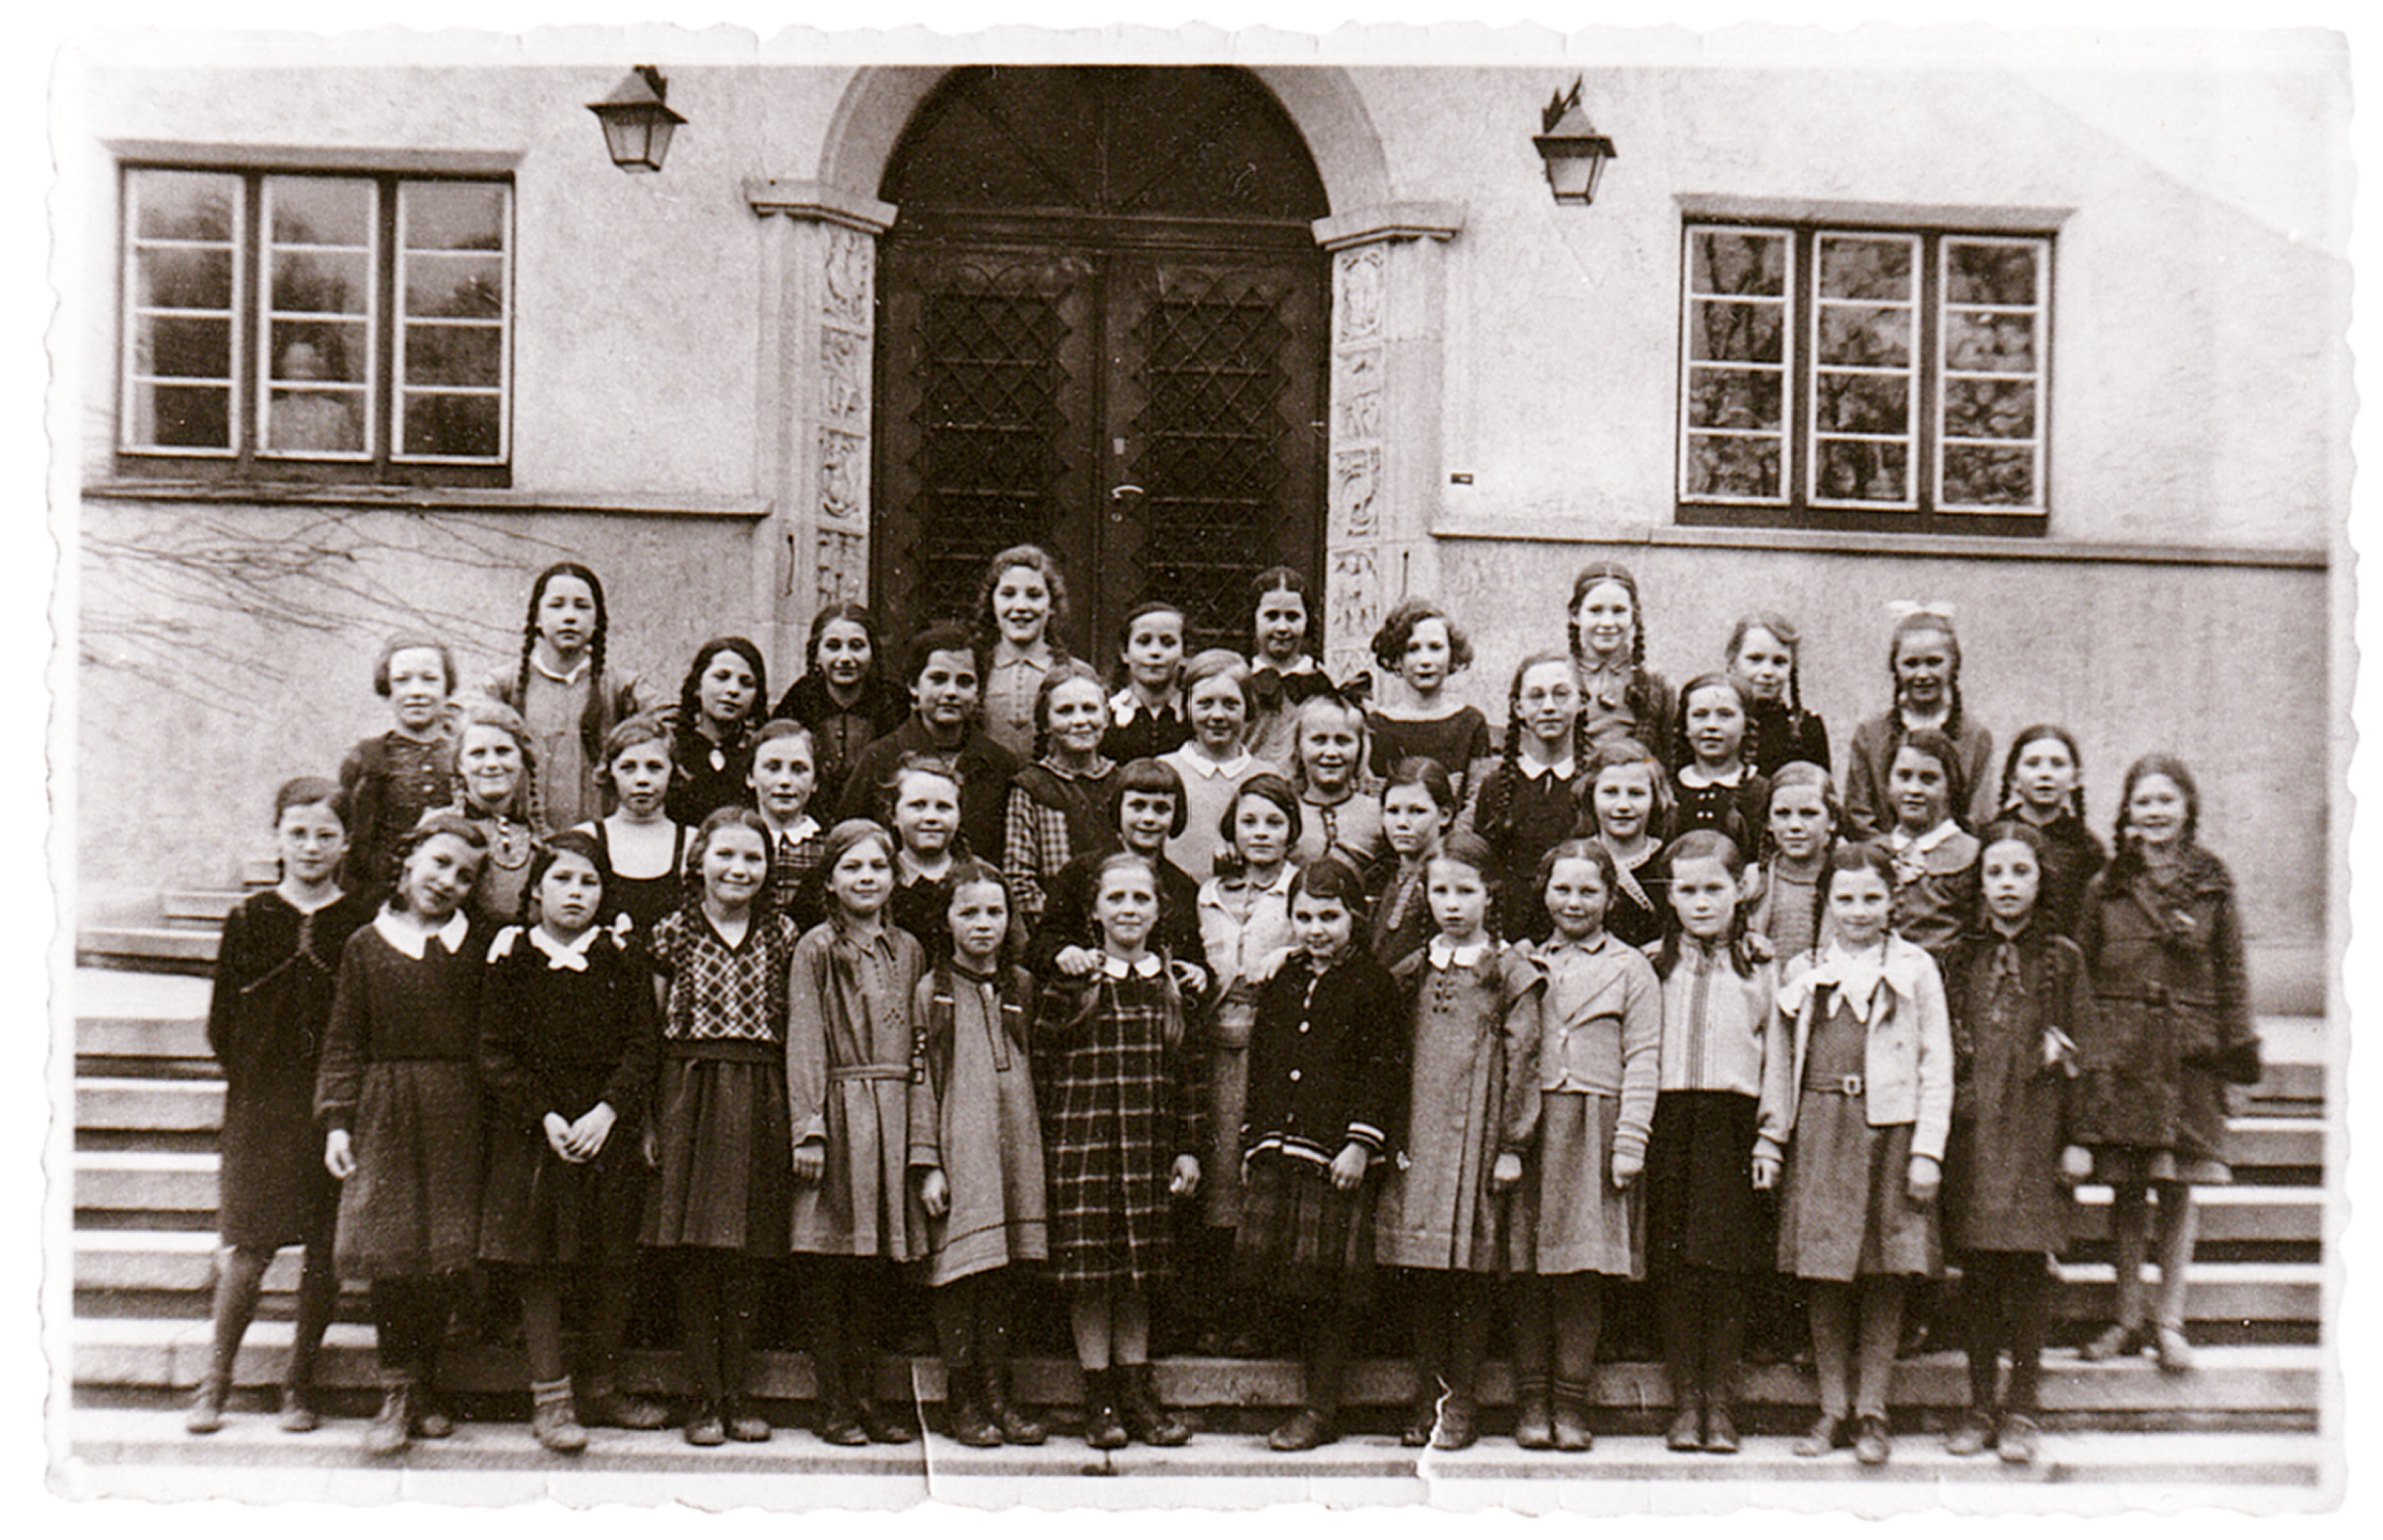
205,1246,272,1386
2005,1258,2048,1413
676,1254,727,1404
1308,1301,1356,1419
2152,1182,2199,1328
1807,1280,1854,1420
584,1267,635,1383
289,1237,340,1393
1854,1275,1906,1420
1961,1257,2008,1410
1551,1274,1605,1387
521,1270,567,1385
1700,1270,1745,1408
2108,1182,2150,1329
1448,1274,1491,1403
1657,1270,1704,1407
1511,1274,1552,1390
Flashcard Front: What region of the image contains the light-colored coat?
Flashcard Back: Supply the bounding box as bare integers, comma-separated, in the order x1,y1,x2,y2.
1756,936,1955,1166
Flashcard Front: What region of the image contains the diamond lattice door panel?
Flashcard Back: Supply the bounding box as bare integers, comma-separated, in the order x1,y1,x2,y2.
876,240,1322,659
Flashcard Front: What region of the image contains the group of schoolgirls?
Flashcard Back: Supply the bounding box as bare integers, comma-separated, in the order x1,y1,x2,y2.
192,549,2259,1471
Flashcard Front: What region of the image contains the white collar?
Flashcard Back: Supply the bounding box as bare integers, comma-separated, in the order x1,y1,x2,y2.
766,814,820,847
898,848,953,885
374,907,469,960
1258,655,1317,677
1679,762,1747,788
1098,951,1166,980
1109,687,1181,726
1540,931,1614,958
1519,754,1576,783
990,642,1053,671
1888,819,1961,856
1177,748,1253,779
527,924,599,970
1780,936,1929,1025
1898,703,1952,733
1427,935,1492,968
531,654,590,686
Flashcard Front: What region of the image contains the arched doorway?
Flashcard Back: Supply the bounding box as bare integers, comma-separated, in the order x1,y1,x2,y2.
873,66,1331,659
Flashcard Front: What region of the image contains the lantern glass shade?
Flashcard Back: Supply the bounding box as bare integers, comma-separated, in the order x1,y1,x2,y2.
1533,102,1617,206
588,68,686,173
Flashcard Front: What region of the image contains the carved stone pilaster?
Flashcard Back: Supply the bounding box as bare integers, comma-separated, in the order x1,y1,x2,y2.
1315,204,1462,685
748,181,894,678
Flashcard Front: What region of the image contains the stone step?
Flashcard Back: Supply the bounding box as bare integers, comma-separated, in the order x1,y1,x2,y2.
76,926,218,974
161,890,247,923
57,1406,2332,1504
75,1078,222,1134
2068,1185,2319,1247
67,1210,2323,1334
67,1318,2322,1424
2046,1260,2321,1323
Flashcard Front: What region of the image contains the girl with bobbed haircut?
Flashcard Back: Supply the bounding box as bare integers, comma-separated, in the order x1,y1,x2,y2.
667,636,771,829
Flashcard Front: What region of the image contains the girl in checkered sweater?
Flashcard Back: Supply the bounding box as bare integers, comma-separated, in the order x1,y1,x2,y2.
640,807,799,1448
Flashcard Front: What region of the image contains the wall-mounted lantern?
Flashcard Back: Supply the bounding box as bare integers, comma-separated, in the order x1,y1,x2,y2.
1533,76,1617,206
588,65,686,174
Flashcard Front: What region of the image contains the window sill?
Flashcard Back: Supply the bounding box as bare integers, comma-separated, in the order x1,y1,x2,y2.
79,481,773,520
1428,515,2327,571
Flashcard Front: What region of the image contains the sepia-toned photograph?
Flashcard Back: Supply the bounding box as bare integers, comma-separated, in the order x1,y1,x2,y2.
34,4,2358,1522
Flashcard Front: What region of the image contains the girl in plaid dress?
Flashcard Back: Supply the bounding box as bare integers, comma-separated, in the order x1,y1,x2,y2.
1037,851,1208,1450
641,808,798,1448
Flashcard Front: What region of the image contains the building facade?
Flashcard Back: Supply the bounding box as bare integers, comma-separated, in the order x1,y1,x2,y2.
64,35,2347,1011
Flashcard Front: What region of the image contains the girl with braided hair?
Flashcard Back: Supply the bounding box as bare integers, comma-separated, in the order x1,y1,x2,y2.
1844,607,1997,838
1993,724,2107,940
1725,611,1831,779
1457,653,1594,944
1568,562,1678,769
483,562,653,830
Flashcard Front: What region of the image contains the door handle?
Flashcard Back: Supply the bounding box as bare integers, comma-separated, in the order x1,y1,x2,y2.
1108,484,1143,523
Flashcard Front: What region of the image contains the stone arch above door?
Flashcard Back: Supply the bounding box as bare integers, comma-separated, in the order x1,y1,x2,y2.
817,65,1394,218
755,65,1453,687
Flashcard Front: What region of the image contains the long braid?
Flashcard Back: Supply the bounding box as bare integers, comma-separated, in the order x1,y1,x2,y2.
513,582,539,725
1479,706,1525,841
579,578,612,763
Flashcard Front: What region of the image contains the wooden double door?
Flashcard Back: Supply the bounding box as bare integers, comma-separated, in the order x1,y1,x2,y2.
875,229,1326,661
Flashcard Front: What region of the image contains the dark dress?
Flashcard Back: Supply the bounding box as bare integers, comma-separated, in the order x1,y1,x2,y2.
1024,849,1203,981
1603,845,1670,952
1234,951,1407,1303
1462,758,1592,943
666,728,756,828
588,819,688,941
2013,808,2108,942
1673,768,1771,856
774,671,910,816
837,716,1022,868
1942,923,2086,1255
475,927,660,1267
2072,850,2261,1180
1747,701,1830,780
1367,706,1493,803
340,731,455,891
641,910,799,1257
315,915,495,1279
890,869,958,965
1101,698,1192,766
1036,962,1208,1290
207,887,378,1249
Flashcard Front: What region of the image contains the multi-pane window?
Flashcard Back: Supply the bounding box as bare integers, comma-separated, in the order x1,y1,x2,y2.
1679,222,2049,526
120,167,510,478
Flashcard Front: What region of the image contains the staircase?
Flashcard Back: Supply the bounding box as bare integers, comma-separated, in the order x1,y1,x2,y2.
62,910,2339,1502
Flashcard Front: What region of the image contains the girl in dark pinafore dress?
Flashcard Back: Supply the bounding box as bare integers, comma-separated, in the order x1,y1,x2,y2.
1458,652,1593,944
1938,821,2091,1468
475,831,665,1451
641,807,797,1447
579,711,689,942
189,778,377,1436
315,813,493,1456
